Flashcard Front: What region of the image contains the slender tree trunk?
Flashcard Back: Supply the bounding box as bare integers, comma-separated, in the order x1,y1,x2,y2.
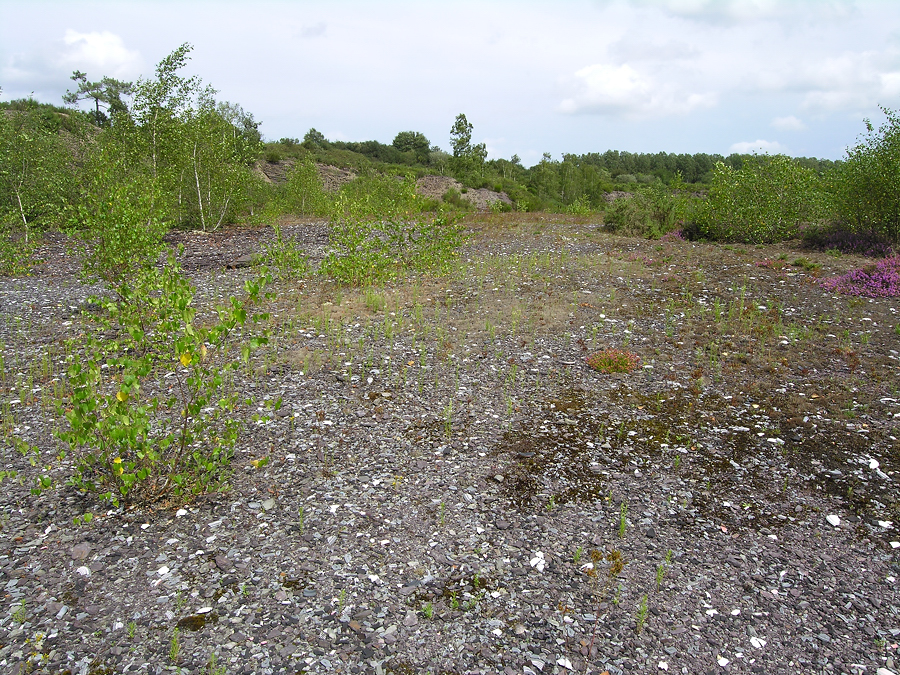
193,141,206,231
14,187,28,244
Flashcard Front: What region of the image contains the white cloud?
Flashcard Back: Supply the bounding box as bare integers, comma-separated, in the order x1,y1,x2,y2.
771,115,806,131
298,22,327,39
621,0,855,26
729,139,784,153
749,50,900,113
58,30,141,79
608,38,699,63
559,63,716,118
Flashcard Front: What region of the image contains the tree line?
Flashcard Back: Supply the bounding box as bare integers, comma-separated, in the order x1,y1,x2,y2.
1,42,898,275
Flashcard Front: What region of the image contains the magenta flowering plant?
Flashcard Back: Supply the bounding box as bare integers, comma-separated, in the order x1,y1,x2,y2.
819,256,900,298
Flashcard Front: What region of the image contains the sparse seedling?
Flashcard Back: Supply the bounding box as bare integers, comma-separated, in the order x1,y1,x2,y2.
12,599,26,624
619,502,628,538
169,627,180,663
423,601,434,619
574,546,583,565
635,594,649,633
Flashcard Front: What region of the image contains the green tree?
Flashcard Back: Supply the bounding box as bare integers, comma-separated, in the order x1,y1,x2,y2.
696,155,829,243
303,128,328,148
180,88,262,231
122,43,262,230
74,127,168,284
449,113,486,181
0,102,74,243
63,70,133,127
528,153,560,204
130,43,200,184
830,106,900,241
392,130,430,159
280,157,331,216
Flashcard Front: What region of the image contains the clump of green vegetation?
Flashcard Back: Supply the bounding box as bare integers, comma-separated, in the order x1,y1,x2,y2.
586,349,640,374
831,106,900,242
58,255,272,507
694,155,830,244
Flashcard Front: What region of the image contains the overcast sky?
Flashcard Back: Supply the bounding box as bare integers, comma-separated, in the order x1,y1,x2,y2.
2,0,899,166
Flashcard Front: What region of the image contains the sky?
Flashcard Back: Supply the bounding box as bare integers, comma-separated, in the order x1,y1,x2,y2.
1,0,899,166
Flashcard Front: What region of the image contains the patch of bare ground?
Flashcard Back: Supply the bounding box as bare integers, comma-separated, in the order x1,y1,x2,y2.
1,214,898,674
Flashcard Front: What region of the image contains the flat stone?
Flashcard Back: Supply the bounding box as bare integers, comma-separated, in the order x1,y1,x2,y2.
71,543,91,560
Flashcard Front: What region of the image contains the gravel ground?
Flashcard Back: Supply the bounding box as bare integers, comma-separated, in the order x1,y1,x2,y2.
1,215,899,675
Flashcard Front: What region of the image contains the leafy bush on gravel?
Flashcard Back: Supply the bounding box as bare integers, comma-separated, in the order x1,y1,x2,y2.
830,107,900,243
603,178,691,239
694,155,830,243
263,222,309,280
73,141,168,285
319,173,463,285
278,157,332,217
319,215,464,286
59,254,272,507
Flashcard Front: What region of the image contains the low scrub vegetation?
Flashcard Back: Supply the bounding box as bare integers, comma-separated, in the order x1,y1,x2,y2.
1,52,900,507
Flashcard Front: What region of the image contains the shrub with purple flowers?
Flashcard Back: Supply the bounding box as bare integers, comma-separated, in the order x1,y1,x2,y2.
586,349,641,374
659,229,685,243
819,256,900,297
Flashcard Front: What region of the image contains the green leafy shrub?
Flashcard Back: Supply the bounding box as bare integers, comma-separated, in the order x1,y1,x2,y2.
319,215,463,286
603,196,652,237
694,155,829,243
442,188,473,211
335,172,419,221
0,218,40,276
830,107,900,242
263,223,309,280
0,102,77,243
74,141,168,285
565,196,593,216
59,255,271,507
279,157,332,217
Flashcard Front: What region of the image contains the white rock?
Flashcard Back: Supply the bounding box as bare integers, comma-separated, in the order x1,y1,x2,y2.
879,520,893,529
76,566,90,577
658,662,669,671
717,656,730,667
530,551,546,572
261,498,275,511
891,541,900,549
750,636,767,649
157,565,170,576
876,669,896,675
826,514,841,527
176,508,187,517
869,458,880,469
196,606,213,614
556,657,574,670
